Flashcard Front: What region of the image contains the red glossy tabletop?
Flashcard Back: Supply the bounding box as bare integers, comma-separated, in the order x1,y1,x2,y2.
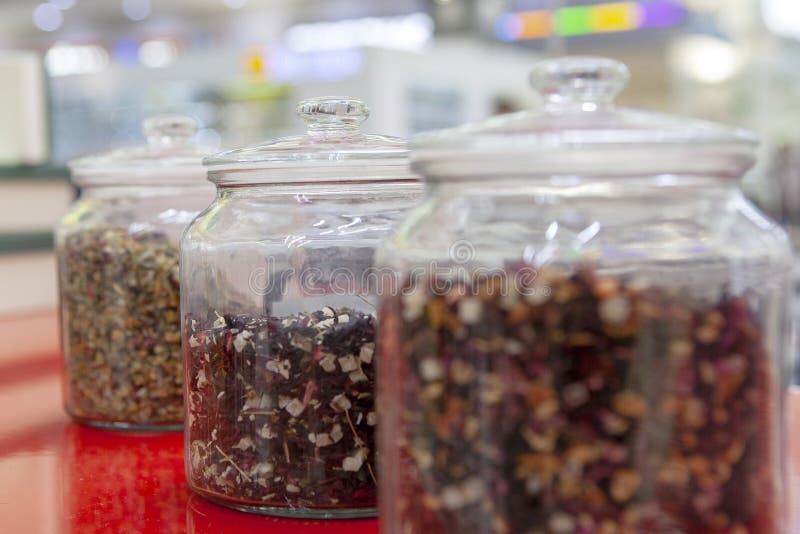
0,312,378,534
4,312,800,533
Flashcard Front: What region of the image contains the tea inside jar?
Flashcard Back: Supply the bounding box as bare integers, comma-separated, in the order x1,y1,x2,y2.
60,227,183,427
185,307,377,513
380,267,777,534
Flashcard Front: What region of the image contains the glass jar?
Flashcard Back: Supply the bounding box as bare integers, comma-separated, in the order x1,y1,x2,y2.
181,97,422,518
57,115,214,430
377,58,793,534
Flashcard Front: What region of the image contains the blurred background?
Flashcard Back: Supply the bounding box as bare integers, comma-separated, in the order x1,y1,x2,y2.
1,0,799,316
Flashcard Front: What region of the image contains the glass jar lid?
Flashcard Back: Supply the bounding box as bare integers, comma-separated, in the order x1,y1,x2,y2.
204,97,413,184
411,56,758,180
69,114,209,186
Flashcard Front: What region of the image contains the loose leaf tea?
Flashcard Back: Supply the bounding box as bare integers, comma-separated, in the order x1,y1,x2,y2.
60,227,183,426
185,307,377,513
380,268,777,534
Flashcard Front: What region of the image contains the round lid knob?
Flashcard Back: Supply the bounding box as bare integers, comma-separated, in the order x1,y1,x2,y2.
529,56,630,106
297,97,370,134
143,114,198,150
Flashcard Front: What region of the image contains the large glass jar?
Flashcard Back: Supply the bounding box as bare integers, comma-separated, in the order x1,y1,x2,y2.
57,115,214,430
181,97,422,518
377,58,793,534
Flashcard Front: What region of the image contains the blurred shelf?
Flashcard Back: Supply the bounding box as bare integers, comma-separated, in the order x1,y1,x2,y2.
0,164,69,181
0,231,54,254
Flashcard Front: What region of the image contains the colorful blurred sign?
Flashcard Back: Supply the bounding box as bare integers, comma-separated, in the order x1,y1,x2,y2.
496,1,687,41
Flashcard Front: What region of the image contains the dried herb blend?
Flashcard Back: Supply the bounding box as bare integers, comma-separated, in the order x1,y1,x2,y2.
185,307,377,512
60,227,183,426
381,267,777,534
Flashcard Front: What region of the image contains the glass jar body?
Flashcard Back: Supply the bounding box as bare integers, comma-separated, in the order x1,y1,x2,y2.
57,183,213,430
377,176,792,534
181,180,421,518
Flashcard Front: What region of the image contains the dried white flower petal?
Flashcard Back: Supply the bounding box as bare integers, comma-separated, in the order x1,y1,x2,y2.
319,353,337,372
196,369,208,388
190,441,205,470
402,288,427,321
549,513,576,533
338,355,359,372
290,334,312,352
250,462,274,476
458,297,483,325
420,358,444,381
461,477,484,503
599,295,631,325
233,330,253,352
330,424,344,443
315,433,333,447
266,359,291,380
441,485,465,510
359,343,375,364
243,393,271,411
330,394,352,413
349,369,368,383
316,318,335,329
258,424,277,439
233,437,256,451
342,449,366,472
285,398,305,417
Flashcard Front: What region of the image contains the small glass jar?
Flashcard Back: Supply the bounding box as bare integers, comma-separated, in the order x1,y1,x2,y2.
181,97,422,518
377,58,793,534
57,115,214,430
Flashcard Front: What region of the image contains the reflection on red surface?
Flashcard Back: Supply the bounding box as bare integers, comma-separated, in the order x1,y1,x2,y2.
187,495,379,534
62,425,187,534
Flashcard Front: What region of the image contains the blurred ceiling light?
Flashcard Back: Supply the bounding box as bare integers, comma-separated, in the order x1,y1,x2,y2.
33,3,63,32
139,39,178,68
50,0,76,9
763,0,800,40
45,43,109,76
268,47,364,82
113,37,139,66
682,0,723,12
123,0,151,22
670,35,744,84
223,0,249,9
284,13,433,53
